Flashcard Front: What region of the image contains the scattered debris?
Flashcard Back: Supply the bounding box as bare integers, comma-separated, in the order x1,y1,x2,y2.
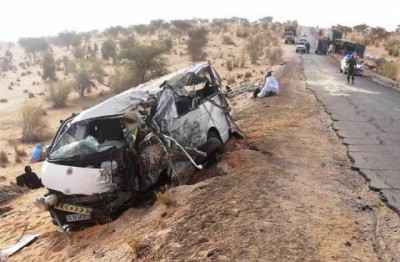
0,233,40,260
0,184,28,204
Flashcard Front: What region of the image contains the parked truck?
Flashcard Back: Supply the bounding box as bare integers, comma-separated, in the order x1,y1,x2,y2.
284,25,297,44
328,29,343,41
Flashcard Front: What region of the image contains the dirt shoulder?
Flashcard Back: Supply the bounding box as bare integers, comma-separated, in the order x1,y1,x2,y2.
3,52,400,261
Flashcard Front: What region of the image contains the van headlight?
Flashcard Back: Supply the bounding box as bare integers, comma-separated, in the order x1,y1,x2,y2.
44,194,58,206
34,198,49,211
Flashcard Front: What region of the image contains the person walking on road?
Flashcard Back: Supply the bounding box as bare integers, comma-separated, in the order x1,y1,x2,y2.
347,53,357,84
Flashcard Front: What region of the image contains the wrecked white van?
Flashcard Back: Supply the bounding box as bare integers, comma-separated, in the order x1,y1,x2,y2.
35,61,243,229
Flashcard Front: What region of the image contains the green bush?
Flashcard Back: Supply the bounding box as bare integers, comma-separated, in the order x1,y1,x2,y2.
109,67,136,94
378,61,398,81
46,81,72,108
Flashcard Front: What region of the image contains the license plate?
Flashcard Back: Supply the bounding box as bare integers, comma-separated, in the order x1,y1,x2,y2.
66,213,91,222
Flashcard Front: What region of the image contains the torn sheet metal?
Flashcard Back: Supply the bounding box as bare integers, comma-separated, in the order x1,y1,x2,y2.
0,234,40,261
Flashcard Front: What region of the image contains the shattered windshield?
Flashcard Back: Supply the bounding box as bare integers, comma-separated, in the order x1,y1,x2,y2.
48,118,126,160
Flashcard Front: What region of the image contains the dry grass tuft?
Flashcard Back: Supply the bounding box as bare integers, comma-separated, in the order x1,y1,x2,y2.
14,146,27,157
126,235,142,258
155,187,174,207
0,150,9,165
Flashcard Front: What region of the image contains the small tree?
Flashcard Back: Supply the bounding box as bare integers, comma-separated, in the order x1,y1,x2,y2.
187,27,208,62
19,101,49,142
62,55,77,75
46,81,72,108
246,37,262,64
41,51,56,81
101,39,117,61
74,67,95,97
104,25,127,39
56,31,77,49
119,41,168,84
89,57,106,84
109,66,135,93
170,20,193,44
18,37,49,64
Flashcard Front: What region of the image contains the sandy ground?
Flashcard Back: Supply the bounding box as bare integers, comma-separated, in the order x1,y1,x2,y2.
1,28,400,261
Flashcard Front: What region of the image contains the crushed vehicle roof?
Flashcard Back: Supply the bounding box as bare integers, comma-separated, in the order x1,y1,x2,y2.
71,61,210,124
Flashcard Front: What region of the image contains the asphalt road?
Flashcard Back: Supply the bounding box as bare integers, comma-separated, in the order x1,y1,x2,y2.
300,33,400,213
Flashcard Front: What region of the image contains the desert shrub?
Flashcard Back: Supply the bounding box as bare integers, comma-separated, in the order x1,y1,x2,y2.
246,37,262,64
236,73,243,79
41,51,56,81
226,60,233,71
101,39,117,61
388,46,400,57
222,35,235,45
126,235,142,258
385,39,400,57
15,155,22,163
377,60,398,80
71,46,85,59
28,92,35,98
159,37,173,52
62,56,77,75
0,150,8,164
155,188,174,207
0,99,8,103
226,74,235,85
239,48,247,68
14,146,27,157
269,46,283,65
74,67,95,97
46,81,72,108
232,54,239,68
244,71,252,78
109,67,135,94
89,58,106,84
236,27,249,38
187,27,208,62
18,101,49,142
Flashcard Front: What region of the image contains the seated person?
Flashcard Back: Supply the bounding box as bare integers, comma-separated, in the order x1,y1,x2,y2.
253,71,279,98
29,143,46,163
16,166,44,189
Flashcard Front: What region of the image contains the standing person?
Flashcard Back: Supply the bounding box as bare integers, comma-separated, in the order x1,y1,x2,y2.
346,53,357,84
256,71,279,98
305,41,310,53
16,166,44,189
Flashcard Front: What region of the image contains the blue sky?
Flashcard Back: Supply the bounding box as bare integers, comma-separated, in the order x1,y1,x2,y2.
0,0,398,41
